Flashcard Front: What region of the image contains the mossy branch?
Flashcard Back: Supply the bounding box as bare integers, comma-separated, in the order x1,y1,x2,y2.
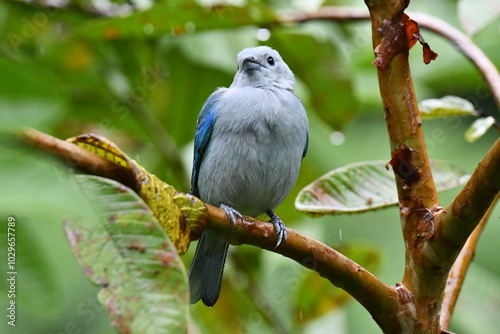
21,128,407,331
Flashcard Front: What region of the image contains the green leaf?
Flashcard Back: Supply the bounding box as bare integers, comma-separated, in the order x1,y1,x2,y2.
295,160,469,216
419,95,477,118
73,3,277,40
458,0,500,36
464,116,496,143
66,175,188,334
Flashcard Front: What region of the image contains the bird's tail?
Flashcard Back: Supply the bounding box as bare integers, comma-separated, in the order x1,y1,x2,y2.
188,231,229,307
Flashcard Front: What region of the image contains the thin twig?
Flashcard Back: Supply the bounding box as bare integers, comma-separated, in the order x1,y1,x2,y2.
440,194,499,330
409,12,500,110
21,128,139,191
281,7,500,110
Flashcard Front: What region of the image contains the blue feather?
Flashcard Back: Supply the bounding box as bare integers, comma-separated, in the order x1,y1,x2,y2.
191,90,224,197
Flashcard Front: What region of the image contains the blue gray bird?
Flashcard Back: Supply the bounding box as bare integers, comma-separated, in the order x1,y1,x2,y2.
188,46,309,306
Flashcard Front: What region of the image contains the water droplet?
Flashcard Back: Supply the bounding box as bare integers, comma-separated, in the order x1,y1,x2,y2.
143,23,154,35
330,131,345,146
256,28,271,41
185,21,196,34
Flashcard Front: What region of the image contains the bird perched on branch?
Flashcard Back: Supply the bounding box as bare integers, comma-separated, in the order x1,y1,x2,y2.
188,46,309,307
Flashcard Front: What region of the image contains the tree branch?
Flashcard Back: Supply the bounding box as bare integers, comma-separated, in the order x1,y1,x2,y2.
20,128,407,332
439,194,499,330
364,1,444,330
409,12,500,109
14,4,500,333
429,137,500,265
205,205,407,331
281,7,500,110
283,4,500,332
21,128,140,192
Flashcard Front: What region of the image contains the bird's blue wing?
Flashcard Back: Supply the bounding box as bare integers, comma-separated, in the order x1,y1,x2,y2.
191,90,224,197
189,89,229,307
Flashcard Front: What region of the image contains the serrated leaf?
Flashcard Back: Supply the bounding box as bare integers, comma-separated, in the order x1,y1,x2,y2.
419,95,477,118
73,3,276,40
66,175,188,334
465,116,496,143
67,133,208,254
295,160,469,216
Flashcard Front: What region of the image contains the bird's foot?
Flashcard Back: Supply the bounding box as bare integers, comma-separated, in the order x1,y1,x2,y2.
221,203,243,228
266,210,287,248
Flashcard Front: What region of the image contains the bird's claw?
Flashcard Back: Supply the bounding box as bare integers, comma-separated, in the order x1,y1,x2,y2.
267,210,287,248
221,204,243,228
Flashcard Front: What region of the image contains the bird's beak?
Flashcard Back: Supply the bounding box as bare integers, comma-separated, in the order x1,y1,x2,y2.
242,57,262,72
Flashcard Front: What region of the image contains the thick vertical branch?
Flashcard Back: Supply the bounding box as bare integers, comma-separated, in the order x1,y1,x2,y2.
284,6,500,331
366,0,500,332
365,0,443,332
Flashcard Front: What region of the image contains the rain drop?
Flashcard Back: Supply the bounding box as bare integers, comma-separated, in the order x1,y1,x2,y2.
143,23,154,35
330,131,345,146
185,21,196,34
256,28,271,41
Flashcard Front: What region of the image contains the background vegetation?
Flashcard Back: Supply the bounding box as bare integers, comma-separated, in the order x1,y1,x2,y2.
0,0,499,333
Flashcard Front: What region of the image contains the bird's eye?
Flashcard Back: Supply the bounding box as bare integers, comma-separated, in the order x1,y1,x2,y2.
267,56,275,66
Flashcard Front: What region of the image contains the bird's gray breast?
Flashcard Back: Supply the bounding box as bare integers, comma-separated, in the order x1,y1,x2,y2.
197,87,307,217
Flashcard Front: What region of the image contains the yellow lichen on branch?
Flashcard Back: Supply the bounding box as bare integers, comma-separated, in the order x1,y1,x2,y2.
66,133,207,254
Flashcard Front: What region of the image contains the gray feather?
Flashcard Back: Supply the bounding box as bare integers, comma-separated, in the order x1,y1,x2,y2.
188,231,228,306
188,46,309,307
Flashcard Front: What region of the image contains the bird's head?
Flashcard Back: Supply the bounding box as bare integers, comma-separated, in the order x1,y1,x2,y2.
230,46,295,91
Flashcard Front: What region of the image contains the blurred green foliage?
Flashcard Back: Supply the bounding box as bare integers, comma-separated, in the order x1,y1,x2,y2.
0,0,499,333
